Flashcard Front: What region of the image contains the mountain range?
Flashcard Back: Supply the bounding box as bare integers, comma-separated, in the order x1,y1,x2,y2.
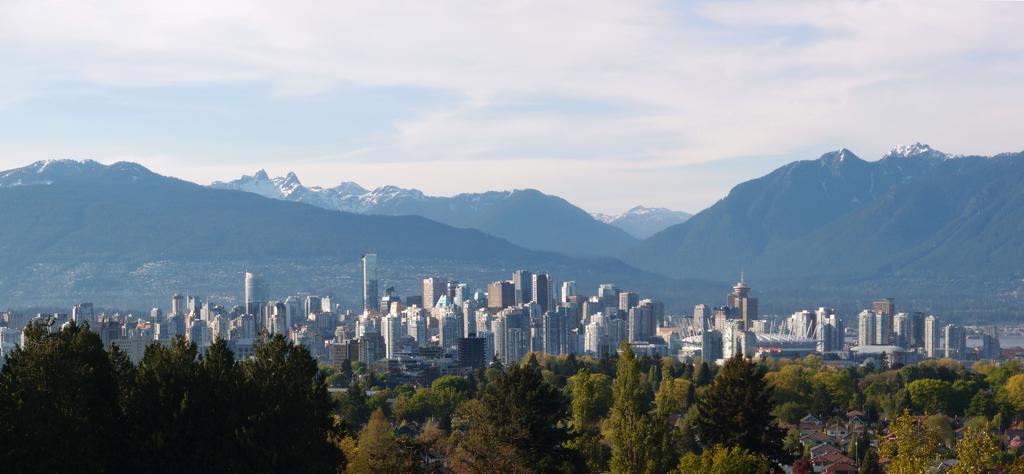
0,159,706,309
211,172,648,257
626,143,1024,319
3,142,1024,320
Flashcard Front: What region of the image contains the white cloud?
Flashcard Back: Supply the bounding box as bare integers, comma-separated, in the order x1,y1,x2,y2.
0,0,1021,212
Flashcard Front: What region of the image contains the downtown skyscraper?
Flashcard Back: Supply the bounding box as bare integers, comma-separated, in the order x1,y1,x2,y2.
362,253,379,314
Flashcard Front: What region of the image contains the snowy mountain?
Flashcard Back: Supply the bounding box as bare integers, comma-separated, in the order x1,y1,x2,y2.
594,206,693,239
211,172,637,256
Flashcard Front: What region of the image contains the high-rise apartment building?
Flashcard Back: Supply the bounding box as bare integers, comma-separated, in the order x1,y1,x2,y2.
618,291,640,311
875,311,892,345
858,310,876,347
924,315,940,358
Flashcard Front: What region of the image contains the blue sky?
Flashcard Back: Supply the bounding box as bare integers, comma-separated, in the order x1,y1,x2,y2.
0,0,1022,214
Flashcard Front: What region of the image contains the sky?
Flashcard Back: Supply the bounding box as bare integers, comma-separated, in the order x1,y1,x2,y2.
0,1,1022,214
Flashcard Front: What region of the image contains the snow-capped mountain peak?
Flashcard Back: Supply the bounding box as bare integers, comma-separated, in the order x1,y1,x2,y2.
592,205,693,239
884,143,952,160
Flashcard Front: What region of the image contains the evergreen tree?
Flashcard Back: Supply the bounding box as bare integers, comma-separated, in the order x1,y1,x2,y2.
453,361,583,473
0,322,123,473
567,369,612,472
693,352,792,467
608,343,674,474
239,334,344,472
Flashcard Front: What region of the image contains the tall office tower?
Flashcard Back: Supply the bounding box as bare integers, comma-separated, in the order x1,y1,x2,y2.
561,281,577,304
726,276,758,330
618,291,640,311
924,315,940,358
627,303,652,342
857,310,877,347
512,270,532,306
597,284,620,310
150,307,163,323
944,324,966,359
72,302,96,328
171,293,185,316
244,272,268,317
893,313,909,347
486,280,516,310
381,313,402,359
423,277,446,309
405,307,427,347
492,315,508,362
910,312,926,348
320,296,334,314
532,273,553,314
361,253,379,314
875,311,892,345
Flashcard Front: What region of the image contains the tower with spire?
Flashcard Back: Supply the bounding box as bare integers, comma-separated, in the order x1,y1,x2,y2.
727,273,758,331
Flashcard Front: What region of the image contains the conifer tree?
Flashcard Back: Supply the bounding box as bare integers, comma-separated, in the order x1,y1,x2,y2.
693,352,791,467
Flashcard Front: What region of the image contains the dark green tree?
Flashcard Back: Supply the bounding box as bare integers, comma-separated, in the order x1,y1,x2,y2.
859,448,882,474
0,322,124,473
238,334,344,472
694,352,792,467
453,361,583,473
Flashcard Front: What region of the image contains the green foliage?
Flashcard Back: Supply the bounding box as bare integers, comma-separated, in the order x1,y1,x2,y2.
880,410,942,474
675,445,773,474
0,322,124,473
452,361,583,473
0,328,344,473
694,353,792,467
952,424,1001,474
345,408,415,474
1003,373,1024,411
608,343,675,474
907,378,953,414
